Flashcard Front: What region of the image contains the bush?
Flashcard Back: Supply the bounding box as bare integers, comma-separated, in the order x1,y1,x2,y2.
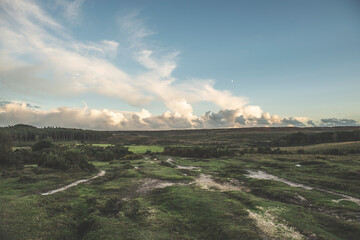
71,199,97,239
106,145,131,158
94,150,115,162
297,149,305,154
124,200,141,218
159,161,173,167
37,151,96,172
0,131,21,167
32,139,54,152
163,146,232,158
123,154,142,160
100,197,124,216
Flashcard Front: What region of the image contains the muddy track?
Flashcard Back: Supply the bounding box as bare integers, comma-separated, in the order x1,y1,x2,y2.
41,170,106,195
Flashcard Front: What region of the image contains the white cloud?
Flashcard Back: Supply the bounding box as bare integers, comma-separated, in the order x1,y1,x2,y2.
72,40,120,58
118,10,154,49
0,0,325,130
320,118,358,127
0,0,150,105
0,0,260,118
56,0,85,21
1,102,347,130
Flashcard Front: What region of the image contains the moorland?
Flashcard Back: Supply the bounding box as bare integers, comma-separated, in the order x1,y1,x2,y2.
0,125,359,239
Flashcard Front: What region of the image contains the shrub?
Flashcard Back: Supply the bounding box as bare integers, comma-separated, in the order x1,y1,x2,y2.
71,199,97,239
31,139,54,152
297,149,305,154
100,197,124,216
123,154,142,160
163,146,232,158
37,151,96,172
0,131,22,167
124,200,141,218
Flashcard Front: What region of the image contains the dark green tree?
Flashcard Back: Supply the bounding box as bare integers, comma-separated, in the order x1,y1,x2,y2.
0,131,13,166
31,139,54,151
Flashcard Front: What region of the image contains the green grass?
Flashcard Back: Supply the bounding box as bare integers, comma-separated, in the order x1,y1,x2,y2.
11,146,31,151
280,141,360,152
1,148,360,239
126,145,164,154
24,164,38,167
91,143,114,147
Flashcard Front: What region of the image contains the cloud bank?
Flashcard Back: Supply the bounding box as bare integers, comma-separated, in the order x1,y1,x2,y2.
1,102,356,130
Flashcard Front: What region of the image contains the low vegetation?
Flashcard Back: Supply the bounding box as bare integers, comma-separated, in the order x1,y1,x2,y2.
0,126,359,239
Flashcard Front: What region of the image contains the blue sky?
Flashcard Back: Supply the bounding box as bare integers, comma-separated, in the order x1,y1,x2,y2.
0,0,359,129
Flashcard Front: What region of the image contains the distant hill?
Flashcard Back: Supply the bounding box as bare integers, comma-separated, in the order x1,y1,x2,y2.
1,124,360,147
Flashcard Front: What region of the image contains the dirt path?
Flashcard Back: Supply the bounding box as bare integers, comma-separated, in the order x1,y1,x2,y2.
176,165,201,170
164,158,245,192
248,207,306,240
195,173,246,192
246,170,360,205
41,170,106,196
136,178,177,194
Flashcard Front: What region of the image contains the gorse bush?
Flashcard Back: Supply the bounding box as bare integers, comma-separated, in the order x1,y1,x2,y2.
272,130,360,147
163,146,232,158
0,131,23,168
31,139,54,151
37,150,95,172
100,197,124,216
71,199,98,239
76,145,131,161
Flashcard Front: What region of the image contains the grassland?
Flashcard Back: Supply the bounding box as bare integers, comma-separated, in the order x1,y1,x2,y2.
1,127,360,239
126,145,164,154
280,141,360,152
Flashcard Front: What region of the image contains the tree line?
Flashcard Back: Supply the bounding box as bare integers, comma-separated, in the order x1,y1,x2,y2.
0,124,112,142
0,129,134,170
272,130,360,147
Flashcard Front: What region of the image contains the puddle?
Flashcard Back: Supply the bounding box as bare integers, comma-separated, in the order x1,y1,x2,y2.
246,170,313,190
176,165,201,170
41,170,106,195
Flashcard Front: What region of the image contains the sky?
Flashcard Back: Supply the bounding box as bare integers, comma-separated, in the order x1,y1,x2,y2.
0,0,359,130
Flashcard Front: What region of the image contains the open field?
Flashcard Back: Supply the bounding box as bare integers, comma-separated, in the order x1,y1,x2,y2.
280,141,360,152
1,127,360,239
126,145,164,154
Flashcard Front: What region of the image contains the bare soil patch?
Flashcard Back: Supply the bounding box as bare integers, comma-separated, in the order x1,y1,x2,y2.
195,173,247,192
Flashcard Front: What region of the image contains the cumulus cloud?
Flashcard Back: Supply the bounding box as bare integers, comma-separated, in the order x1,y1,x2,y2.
2,102,354,130
320,118,358,127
